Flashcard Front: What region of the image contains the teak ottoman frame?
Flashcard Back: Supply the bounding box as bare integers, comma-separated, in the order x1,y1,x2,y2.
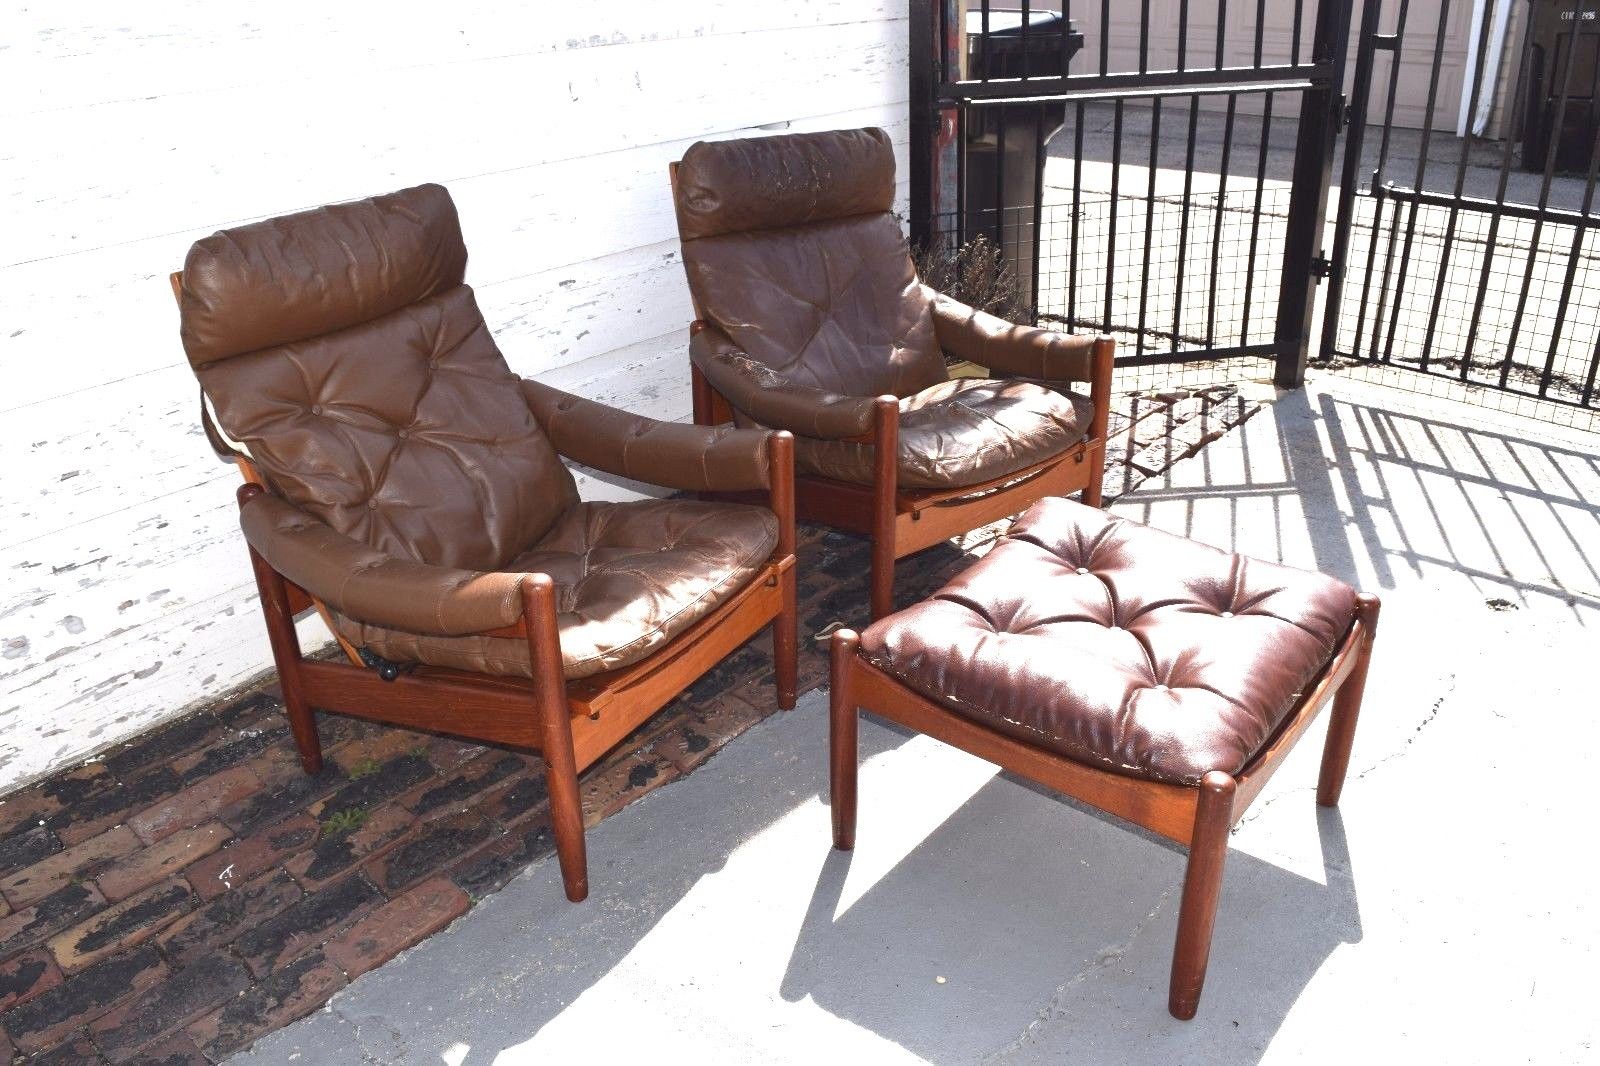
828,593,1381,1019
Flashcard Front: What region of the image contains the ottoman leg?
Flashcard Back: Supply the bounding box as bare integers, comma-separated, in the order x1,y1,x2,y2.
1169,770,1236,1020
829,630,860,851
1318,593,1382,808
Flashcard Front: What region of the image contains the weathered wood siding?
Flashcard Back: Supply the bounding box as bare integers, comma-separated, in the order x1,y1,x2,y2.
0,1,910,794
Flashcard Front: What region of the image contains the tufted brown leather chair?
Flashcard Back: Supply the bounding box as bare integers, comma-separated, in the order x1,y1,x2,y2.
670,128,1115,618
171,184,797,902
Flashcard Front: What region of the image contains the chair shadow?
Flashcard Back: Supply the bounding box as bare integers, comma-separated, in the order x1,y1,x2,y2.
778,765,1361,1065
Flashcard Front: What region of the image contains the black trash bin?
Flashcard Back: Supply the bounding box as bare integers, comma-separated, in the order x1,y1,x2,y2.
961,10,1083,312
1519,0,1600,173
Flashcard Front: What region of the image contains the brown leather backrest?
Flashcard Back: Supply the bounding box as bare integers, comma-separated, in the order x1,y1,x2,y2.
177,184,576,571
674,128,947,399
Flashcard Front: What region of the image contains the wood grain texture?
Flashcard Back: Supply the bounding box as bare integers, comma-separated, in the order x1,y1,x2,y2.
1,2,909,794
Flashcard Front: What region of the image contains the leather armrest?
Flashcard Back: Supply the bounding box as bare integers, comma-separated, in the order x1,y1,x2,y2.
690,323,879,440
239,493,525,636
926,287,1096,383
520,378,774,492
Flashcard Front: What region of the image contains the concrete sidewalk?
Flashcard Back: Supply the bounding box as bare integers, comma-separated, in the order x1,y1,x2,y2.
234,374,1600,1065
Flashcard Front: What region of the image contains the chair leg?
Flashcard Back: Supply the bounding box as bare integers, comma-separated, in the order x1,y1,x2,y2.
829,631,860,851
775,566,798,709
869,531,897,622
1169,770,1236,1020
869,397,899,621
525,577,589,903
241,516,322,775
1318,593,1382,808
1082,444,1106,508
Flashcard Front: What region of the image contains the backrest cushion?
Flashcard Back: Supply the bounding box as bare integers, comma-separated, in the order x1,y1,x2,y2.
675,129,947,399
179,185,576,571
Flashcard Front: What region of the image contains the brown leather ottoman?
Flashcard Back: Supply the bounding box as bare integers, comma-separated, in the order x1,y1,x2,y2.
828,496,1380,1019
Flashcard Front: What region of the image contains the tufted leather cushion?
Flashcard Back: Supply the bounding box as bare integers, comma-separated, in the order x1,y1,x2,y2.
183,186,576,571
859,497,1359,785
335,499,779,679
677,130,948,400
795,377,1095,489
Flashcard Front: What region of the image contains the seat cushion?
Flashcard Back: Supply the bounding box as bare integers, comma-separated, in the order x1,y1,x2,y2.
795,377,1094,489
332,499,778,680
858,497,1359,785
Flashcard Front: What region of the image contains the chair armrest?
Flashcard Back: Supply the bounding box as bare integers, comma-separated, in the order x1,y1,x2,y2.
520,378,774,492
690,323,879,440
926,287,1097,383
239,493,525,636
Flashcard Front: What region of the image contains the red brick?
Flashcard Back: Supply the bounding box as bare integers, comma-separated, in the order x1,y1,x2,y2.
0,948,62,1011
579,751,680,828
94,822,228,902
47,877,193,971
0,881,106,957
324,876,469,980
231,875,382,977
87,954,251,1063
424,735,487,771
366,812,496,896
400,752,528,821
127,766,261,844
29,1034,107,1064
0,825,139,909
2,944,166,1055
449,814,555,899
650,693,768,775
113,1031,208,1065
52,766,186,847
157,868,303,968
284,804,415,892
330,730,428,776
186,949,346,1059
184,815,317,900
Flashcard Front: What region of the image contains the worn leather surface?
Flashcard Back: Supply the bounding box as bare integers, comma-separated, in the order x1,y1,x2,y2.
859,497,1359,785
689,325,878,439
927,288,1097,383
338,500,778,679
678,130,947,400
180,184,469,368
181,184,784,680
675,127,898,241
240,493,525,635
797,377,1094,489
522,376,773,492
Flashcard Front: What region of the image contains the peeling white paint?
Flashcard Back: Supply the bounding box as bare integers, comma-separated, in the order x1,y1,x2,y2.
0,0,910,794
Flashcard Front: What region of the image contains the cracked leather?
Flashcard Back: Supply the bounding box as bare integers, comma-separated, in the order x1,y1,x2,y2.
859,497,1359,785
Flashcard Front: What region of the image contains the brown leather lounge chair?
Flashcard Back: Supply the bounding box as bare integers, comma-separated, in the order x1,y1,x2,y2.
169,184,797,902
670,127,1115,619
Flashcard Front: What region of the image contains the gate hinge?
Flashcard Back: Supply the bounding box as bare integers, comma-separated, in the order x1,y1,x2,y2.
1310,256,1338,282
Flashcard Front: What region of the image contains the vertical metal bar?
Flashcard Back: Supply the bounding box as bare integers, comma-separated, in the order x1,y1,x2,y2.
1100,0,1111,75
1207,95,1236,348
1538,109,1600,396
1031,102,1047,324
981,0,992,81
1106,98,1124,332
1215,0,1228,72
1175,92,1200,353
1377,0,1453,375
1242,89,1274,346
1270,0,1357,386
909,0,938,247
1070,100,1084,328
1499,3,1592,390
1061,0,1073,76
956,102,968,245
1140,98,1162,358
1021,0,1032,79
994,101,1007,249
1349,0,1412,363
1415,0,1501,373
1140,0,1151,75
1318,0,1386,363
1292,0,1305,67
1459,3,1541,381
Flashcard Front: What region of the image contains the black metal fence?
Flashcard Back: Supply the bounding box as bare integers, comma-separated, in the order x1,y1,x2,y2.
1324,0,1600,424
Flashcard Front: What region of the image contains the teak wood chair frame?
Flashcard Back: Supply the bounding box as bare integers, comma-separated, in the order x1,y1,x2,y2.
670,161,1116,620
828,592,1381,1019
171,272,799,903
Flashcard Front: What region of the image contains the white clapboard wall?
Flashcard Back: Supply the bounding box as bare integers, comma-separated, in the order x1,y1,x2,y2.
0,0,910,795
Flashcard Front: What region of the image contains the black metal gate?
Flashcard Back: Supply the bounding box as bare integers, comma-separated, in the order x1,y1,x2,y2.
1323,0,1600,417
909,0,1355,386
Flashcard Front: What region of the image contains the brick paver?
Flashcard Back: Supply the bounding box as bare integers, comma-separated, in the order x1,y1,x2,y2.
0,387,1258,1060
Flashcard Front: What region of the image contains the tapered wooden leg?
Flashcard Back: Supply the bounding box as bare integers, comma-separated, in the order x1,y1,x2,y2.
1169,770,1236,1020
239,486,321,775
775,567,798,709
869,398,899,621
1318,593,1382,808
525,576,588,903
829,631,860,851
1081,442,1106,509
1081,335,1115,509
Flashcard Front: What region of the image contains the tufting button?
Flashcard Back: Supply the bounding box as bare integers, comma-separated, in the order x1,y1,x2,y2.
1221,611,1234,618
367,500,378,510
1153,684,1169,692
428,359,439,370
310,404,322,415
397,429,409,440
1076,567,1090,575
